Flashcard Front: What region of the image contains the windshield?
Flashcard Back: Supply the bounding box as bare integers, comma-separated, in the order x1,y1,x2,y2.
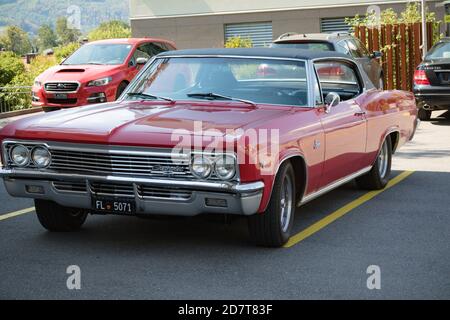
272,42,334,51
62,44,133,65
126,57,308,106
426,42,450,60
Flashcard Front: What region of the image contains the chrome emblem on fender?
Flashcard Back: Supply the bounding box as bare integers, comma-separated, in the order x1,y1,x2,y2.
313,140,321,150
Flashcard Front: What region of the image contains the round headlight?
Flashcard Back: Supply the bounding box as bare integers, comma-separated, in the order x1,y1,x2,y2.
215,155,236,180
191,155,212,179
31,147,51,168
10,144,30,167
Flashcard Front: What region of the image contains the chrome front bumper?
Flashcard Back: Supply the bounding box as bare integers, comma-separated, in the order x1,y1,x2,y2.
0,169,264,216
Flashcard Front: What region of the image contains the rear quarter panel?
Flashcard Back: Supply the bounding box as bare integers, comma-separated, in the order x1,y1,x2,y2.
356,89,417,168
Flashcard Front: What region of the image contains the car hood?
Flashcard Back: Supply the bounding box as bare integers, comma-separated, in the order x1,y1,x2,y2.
1,100,296,148
37,64,122,84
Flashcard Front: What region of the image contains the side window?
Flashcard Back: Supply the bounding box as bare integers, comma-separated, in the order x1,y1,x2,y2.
336,40,350,56
132,43,165,64
130,44,150,67
147,43,166,55
154,42,174,52
346,39,365,58
354,38,370,56
314,60,362,101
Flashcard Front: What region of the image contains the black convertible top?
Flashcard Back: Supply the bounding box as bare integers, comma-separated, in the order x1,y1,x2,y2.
158,48,352,61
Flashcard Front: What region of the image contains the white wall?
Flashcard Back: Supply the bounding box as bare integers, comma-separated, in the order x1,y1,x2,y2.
130,0,419,19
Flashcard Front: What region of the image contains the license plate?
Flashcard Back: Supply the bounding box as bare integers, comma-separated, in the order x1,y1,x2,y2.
54,93,68,99
92,197,135,215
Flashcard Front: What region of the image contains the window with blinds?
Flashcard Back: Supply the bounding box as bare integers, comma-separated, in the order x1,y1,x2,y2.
225,22,273,48
321,17,351,33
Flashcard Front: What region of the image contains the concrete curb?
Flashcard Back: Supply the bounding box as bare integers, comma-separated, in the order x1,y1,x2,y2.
0,107,42,120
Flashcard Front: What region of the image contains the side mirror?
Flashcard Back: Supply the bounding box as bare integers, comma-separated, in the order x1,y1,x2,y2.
324,92,340,113
136,57,149,65
371,51,382,59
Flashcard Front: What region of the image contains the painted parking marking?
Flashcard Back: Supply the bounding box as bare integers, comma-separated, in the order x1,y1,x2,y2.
0,207,35,222
284,171,414,248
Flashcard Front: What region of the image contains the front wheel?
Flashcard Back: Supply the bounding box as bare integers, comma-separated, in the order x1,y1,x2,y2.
42,107,60,113
35,199,88,232
115,81,128,100
248,162,296,247
356,135,392,190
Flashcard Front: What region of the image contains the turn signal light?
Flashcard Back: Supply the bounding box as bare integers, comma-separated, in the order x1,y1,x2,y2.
414,70,430,85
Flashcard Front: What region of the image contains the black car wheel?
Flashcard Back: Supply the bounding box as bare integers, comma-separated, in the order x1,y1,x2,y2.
43,107,60,113
116,81,129,100
418,108,432,121
248,162,296,247
35,199,88,232
356,136,392,190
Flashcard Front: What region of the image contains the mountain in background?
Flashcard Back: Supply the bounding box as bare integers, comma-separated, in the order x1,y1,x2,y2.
0,0,129,35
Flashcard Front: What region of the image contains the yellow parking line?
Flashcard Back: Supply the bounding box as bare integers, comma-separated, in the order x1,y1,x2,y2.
0,207,35,221
284,171,415,248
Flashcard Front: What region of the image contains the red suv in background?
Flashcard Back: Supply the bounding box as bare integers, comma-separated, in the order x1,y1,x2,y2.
32,38,176,112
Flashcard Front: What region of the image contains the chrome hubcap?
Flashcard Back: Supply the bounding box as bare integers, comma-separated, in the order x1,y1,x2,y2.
280,175,293,233
378,141,389,178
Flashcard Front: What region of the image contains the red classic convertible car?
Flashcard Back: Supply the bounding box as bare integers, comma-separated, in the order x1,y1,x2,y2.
0,49,418,247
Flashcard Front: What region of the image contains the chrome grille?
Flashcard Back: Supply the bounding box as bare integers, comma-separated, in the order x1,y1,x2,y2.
90,182,135,198
53,181,87,193
44,82,79,92
138,185,192,201
48,149,193,179
51,181,192,201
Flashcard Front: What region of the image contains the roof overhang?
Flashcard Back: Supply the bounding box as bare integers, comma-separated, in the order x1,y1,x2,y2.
130,0,428,20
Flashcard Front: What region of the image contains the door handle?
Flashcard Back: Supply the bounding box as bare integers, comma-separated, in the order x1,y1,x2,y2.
355,111,366,116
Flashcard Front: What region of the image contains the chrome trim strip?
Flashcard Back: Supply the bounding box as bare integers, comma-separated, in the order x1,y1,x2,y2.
156,54,308,63
415,93,450,96
0,168,264,194
299,166,372,206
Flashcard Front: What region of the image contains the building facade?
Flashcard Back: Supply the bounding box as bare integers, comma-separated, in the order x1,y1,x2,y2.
130,0,444,49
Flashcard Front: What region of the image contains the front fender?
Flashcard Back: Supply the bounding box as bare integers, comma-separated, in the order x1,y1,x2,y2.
257,148,307,213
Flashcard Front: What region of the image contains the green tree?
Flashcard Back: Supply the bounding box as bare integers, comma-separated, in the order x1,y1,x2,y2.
87,20,131,41
0,51,25,86
224,36,253,48
54,42,80,62
56,17,80,45
0,25,32,55
37,24,57,51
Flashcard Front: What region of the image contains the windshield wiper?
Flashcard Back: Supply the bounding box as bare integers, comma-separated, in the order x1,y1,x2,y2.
187,92,256,106
126,92,175,103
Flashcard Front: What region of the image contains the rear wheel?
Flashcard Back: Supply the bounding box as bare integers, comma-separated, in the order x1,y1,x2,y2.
248,162,296,247
418,108,432,121
35,199,88,232
356,136,392,190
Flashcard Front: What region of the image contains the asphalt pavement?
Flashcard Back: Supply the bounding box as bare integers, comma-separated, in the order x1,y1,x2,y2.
0,111,449,299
